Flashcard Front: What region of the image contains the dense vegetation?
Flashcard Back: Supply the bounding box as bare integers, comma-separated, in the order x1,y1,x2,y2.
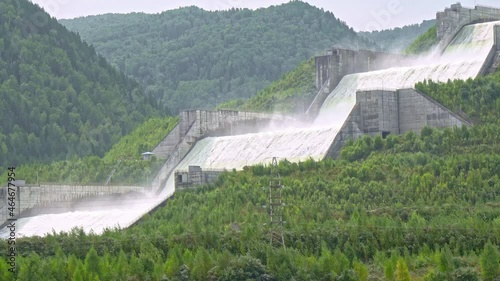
415,74,500,125
0,0,160,169
0,116,178,185
218,58,316,114
2,2,500,280
2,64,500,279
360,20,435,53
61,1,377,114
405,25,439,55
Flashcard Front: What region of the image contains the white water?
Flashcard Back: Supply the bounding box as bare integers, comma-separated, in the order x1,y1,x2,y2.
317,21,499,124
3,21,498,238
176,127,339,170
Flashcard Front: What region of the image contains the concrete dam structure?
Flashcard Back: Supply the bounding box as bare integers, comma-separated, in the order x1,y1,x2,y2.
2,3,500,238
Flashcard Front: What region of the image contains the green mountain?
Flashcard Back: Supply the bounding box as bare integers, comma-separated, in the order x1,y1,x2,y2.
3,69,500,280
0,0,160,169
0,116,178,185
405,25,438,54
360,19,435,53
218,58,316,113
60,1,377,114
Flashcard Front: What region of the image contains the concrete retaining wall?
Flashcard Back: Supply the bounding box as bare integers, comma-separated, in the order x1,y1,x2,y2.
175,166,224,190
0,185,144,222
150,110,295,194
308,48,408,117
152,110,294,159
357,90,400,135
325,105,364,158
355,88,469,135
325,88,471,157
397,89,469,133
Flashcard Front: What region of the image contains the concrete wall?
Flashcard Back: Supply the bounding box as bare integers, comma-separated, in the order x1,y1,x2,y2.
354,88,469,135
150,110,295,194
324,105,364,158
0,185,144,222
308,48,408,117
152,110,294,159
315,54,331,90
174,166,224,190
437,3,500,51
152,124,181,160
325,88,471,157
397,88,469,133
356,90,400,135
481,25,500,74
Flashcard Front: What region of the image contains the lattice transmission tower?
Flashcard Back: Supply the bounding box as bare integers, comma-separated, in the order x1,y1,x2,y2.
269,157,285,248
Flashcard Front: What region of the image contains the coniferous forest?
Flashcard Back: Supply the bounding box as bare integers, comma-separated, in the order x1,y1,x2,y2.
0,0,499,280
60,1,377,114
0,0,160,169
1,55,500,280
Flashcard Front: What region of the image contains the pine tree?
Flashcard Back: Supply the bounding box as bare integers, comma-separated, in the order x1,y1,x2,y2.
191,247,214,281
394,258,411,281
481,241,500,281
72,263,85,281
164,253,181,279
115,250,129,280
353,260,368,281
84,247,100,278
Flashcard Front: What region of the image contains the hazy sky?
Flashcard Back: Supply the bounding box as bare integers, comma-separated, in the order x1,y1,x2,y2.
30,0,500,31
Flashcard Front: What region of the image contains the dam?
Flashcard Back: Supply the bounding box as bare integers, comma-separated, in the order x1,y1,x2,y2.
2,3,500,238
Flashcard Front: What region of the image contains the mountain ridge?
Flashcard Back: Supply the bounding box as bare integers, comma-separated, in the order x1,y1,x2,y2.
60,1,378,114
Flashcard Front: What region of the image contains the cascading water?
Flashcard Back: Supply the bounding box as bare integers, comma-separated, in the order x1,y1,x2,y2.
2,21,499,238
317,21,500,124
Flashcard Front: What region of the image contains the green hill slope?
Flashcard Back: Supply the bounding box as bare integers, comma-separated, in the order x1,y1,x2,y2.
0,0,160,169
405,25,438,54
2,68,500,280
218,58,316,113
60,1,377,114
1,116,178,185
359,19,435,52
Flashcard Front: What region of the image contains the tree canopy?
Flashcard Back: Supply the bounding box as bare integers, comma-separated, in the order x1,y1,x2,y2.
404,25,439,55
360,19,435,53
61,1,377,114
0,0,160,169
2,63,500,280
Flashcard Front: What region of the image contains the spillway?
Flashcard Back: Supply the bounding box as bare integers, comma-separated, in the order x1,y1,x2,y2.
317,21,499,124
176,127,339,170
2,20,499,238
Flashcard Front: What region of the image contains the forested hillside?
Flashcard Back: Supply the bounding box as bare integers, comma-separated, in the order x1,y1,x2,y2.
0,116,178,185
218,58,316,113
0,0,160,169
61,1,377,114
2,65,500,280
360,20,435,52
405,25,438,54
